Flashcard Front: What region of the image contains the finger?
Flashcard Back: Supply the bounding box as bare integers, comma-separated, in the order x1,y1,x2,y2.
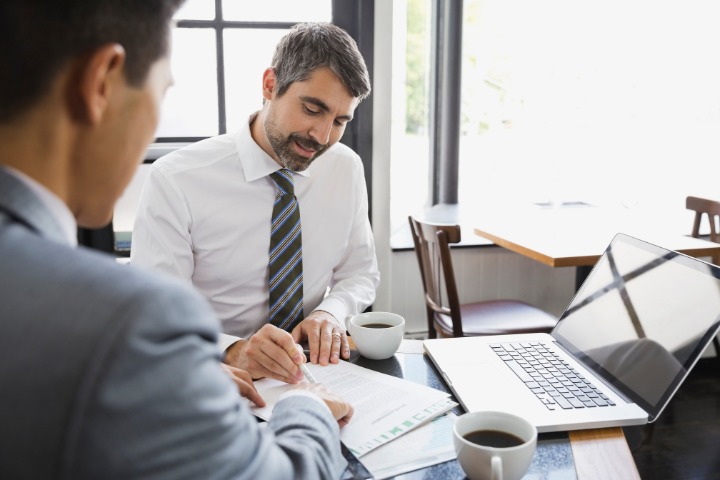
251,349,302,384
254,325,304,378
318,324,335,366
298,385,354,426
337,408,353,428
329,330,343,364
294,343,307,364
229,365,263,389
340,331,350,360
306,324,322,364
272,321,305,371
221,364,267,406
335,402,354,427
275,332,305,376
291,323,305,344
236,379,266,407
269,327,305,367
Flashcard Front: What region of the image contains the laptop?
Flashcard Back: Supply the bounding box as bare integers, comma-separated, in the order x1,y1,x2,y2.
424,233,720,433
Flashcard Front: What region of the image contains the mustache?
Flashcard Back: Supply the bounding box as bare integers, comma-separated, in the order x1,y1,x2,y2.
289,134,325,152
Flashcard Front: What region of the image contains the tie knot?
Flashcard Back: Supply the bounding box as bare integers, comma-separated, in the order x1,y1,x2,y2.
270,169,294,196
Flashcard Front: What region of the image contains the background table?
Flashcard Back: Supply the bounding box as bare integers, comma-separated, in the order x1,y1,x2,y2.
473,203,720,289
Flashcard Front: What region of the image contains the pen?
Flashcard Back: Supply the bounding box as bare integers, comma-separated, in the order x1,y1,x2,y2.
295,343,318,383
300,363,318,384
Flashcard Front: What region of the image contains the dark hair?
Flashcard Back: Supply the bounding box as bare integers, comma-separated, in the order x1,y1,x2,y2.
0,0,184,122
272,22,371,102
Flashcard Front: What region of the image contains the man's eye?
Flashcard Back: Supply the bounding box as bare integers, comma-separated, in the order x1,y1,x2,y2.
304,105,319,115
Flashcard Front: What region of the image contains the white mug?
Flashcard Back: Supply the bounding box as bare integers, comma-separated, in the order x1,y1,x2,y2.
347,312,405,360
453,411,537,480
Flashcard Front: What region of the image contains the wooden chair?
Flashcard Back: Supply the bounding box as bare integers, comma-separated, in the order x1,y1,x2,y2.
408,215,557,338
686,196,720,265
686,196,720,356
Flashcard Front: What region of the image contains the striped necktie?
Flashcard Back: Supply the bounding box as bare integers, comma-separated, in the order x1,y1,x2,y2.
268,169,304,330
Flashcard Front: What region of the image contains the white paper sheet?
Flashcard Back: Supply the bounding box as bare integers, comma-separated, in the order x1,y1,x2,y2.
360,412,458,479
251,360,456,457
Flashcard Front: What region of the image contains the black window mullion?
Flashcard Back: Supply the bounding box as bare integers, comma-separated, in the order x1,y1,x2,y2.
177,20,297,30
174,10,296,140
429,0,462,205
333,0,374,220
216,0,226,134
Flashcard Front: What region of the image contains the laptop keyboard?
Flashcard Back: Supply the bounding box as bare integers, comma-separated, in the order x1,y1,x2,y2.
491,342,616,410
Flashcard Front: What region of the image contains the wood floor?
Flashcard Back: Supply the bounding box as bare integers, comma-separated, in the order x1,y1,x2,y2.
625,358,720,479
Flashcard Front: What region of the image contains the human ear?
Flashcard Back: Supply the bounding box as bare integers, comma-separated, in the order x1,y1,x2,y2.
261,67,277,101
76,43,126,124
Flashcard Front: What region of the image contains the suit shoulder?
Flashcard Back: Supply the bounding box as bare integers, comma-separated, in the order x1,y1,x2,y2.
2,225,218,335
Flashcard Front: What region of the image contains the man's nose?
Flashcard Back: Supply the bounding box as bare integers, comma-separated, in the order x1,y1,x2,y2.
309,118,333,145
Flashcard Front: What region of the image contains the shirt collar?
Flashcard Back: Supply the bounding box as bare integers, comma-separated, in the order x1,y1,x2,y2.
3,166,78,247
237,112,312,183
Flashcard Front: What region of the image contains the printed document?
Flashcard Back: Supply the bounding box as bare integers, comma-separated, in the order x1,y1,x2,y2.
360,412,458,479
251,360,456,456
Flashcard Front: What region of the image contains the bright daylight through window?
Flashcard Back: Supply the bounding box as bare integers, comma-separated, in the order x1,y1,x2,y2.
391,0,720,239
155,0,331,138
458,0,720,214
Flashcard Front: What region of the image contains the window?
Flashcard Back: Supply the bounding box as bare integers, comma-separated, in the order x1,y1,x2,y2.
390,0,432,237
157,0,332,140
457,0,720,213
391,0,720,244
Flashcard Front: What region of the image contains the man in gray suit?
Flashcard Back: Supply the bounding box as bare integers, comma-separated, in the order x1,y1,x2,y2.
0,1,352,479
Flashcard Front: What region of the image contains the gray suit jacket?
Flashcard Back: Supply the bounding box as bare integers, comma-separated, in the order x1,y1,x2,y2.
0,167,346,479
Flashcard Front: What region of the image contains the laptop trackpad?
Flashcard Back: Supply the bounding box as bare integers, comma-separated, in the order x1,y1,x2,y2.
442,361,534,413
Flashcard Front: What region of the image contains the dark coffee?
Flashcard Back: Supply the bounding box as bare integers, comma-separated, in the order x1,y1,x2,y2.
362,323,392,329
463,429,524,448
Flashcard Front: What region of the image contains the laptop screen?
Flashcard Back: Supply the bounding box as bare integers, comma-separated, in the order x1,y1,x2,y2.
552,233,720,421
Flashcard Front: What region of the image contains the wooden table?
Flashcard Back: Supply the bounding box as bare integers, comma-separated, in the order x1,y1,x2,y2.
473,203,720,288
569,428,640,480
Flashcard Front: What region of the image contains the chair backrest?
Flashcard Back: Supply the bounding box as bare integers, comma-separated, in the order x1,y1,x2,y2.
686,196,720,264
408,216,464,337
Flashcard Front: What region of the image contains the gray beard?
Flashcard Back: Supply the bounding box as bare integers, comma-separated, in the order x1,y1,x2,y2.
265,123,328,171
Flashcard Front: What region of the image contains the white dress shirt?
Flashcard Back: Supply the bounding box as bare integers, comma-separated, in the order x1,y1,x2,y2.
131,114,380,349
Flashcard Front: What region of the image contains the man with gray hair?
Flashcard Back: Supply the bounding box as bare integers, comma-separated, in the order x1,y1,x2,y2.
132,23,380,387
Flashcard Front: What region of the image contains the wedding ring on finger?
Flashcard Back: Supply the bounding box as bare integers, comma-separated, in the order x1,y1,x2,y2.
331,332,342,340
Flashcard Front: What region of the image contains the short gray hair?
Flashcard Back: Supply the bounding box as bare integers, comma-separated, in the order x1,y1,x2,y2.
271,22,371,102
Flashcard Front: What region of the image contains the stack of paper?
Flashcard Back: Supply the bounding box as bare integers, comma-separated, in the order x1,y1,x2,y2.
250,360,457,457
359,412,458,479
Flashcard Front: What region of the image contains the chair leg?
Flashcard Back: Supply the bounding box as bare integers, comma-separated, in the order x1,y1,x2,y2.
426,306,437,339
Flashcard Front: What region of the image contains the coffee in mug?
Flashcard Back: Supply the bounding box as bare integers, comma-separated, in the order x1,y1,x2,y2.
362,323,392,329
463,429,525,448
